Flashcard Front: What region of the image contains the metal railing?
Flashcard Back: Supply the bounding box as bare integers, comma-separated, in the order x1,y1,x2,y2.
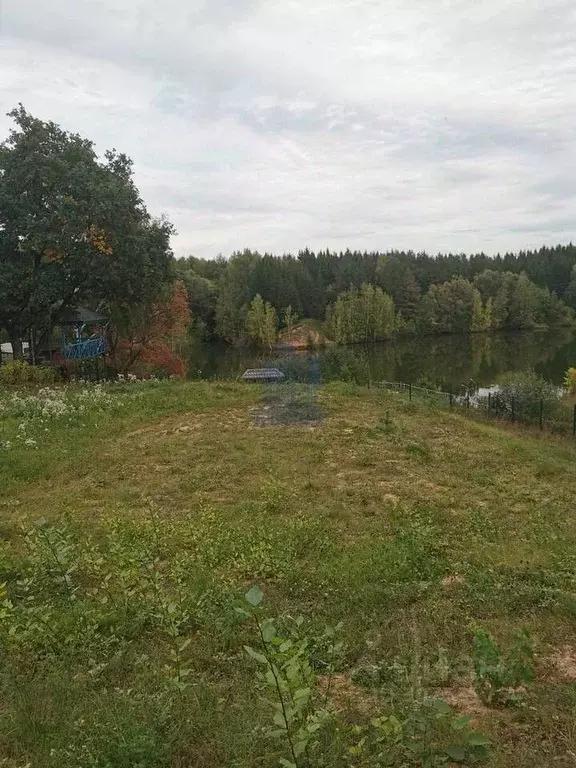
62,338,106,361
377,379,576,437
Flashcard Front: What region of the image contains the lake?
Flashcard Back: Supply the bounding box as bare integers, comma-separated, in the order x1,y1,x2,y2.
187,329,576,390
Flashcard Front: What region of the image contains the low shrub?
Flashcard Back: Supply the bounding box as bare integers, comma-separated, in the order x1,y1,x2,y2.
492,371,562,420
0,360,56,388
564,367,576,395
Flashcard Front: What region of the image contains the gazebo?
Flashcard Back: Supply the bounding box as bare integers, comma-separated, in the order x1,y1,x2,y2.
57,306,107,361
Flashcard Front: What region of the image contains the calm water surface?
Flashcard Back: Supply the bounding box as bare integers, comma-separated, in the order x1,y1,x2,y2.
188,329,576,389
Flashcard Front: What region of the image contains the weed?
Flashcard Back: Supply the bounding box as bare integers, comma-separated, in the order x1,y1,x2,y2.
378,411,396,435
241,587,491,767
404,442,432,461
348,699,490,766
241,586,339,767
472,628,534,707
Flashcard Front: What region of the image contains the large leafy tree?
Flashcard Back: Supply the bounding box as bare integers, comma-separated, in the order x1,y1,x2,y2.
327,284,395,344
0,105,173,357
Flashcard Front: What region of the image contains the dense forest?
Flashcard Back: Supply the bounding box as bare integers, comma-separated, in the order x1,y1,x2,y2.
176,246,576,345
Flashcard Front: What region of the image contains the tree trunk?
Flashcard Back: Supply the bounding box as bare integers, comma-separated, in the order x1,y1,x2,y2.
9,331,24,360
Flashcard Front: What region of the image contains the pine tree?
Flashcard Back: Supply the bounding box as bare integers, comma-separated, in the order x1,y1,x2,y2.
564,265,576,311
395,269,421,320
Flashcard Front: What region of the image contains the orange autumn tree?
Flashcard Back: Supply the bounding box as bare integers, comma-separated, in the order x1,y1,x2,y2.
107,280,191,377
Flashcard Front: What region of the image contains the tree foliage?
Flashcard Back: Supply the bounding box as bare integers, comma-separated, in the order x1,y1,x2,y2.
328,284,396,344
246,294,278,348
176,246,574,347
0,106,173,357
106,280,190,376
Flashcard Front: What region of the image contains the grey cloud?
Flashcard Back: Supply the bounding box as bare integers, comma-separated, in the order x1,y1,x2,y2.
2,0,576,256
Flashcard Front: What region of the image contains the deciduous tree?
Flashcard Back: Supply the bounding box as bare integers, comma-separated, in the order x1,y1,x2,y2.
0,105,173,357
246,294,278,348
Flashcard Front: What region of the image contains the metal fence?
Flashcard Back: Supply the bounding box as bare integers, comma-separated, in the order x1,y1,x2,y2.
377,379,576,437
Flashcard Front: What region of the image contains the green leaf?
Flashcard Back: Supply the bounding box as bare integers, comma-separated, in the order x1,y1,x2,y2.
262,622,276,642
471,744,489,760
244,645,267,664
467,732,491,746
279,759,296,768
445,746,466,761
452,715,472,730
273,711,287,728
294,738,309,757
245,585,264,607
427,697,453,715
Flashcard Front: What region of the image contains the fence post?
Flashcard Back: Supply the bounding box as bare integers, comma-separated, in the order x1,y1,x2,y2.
488,392,491,412
539,398,543,431
449,389,453,409
511,397,515,422
573,404,576,437
409,383,412,401
466,392,470,410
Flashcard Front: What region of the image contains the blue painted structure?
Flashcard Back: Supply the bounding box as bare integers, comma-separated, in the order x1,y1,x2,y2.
62,337,106,361
57,306,107,362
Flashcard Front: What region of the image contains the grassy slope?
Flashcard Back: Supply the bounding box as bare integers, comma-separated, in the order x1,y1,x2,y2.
2,381,576,766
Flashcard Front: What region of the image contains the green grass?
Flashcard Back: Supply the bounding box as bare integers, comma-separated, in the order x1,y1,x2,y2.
2,380,576,766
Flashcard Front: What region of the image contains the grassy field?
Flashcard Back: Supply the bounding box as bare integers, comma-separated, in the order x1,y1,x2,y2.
2,380,576,767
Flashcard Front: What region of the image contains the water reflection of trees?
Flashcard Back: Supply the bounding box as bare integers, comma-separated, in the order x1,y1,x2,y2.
188,329,575,387
362,329,574,388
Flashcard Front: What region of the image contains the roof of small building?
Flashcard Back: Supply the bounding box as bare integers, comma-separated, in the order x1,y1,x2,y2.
242,368,285,381
57,306,107,325
1,342,30,355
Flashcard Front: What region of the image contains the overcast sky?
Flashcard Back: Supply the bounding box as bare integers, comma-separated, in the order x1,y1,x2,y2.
1,0,575,258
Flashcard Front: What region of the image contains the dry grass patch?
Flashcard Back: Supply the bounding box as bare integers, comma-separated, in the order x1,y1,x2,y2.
318,673,379,717
547,646,576,682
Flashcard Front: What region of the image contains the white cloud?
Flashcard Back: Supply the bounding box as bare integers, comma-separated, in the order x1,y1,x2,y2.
1,0,576,256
